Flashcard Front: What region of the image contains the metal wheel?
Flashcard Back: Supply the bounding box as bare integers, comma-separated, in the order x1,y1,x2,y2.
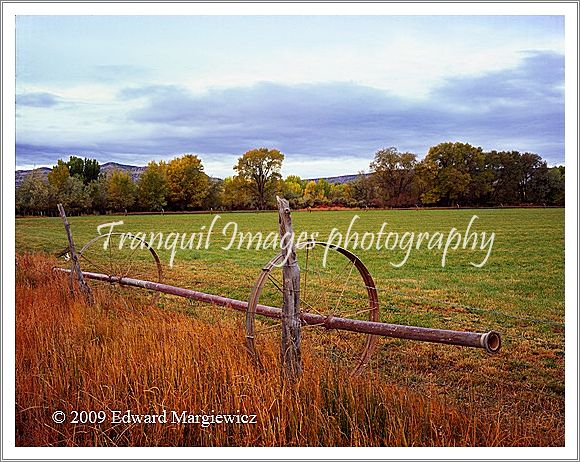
74,232,163,308
246,241,380,376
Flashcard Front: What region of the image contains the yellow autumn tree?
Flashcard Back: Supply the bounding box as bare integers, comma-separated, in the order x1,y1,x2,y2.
234,148,284,210
107,169,136,212
166,154,209,210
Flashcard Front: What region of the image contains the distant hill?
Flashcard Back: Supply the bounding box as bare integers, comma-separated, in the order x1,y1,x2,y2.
15,162,146,187
100,162,146,182
15,167,52,187
305,174,363,184
15,162,363,187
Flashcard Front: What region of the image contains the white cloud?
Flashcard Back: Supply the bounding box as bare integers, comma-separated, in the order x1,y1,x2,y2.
15,16,565,172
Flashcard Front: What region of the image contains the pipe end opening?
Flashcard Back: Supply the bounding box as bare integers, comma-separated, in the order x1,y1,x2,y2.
483,331,502,354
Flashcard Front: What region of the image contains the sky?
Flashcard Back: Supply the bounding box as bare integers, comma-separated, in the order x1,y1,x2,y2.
15,15,565,178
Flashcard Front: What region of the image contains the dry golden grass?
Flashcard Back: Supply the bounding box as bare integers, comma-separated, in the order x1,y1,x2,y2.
15,254,563,446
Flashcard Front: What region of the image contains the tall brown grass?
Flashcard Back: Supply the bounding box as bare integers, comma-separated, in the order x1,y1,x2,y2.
15,253,563,446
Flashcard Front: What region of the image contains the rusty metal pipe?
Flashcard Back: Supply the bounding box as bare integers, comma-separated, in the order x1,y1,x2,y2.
54,268,501,353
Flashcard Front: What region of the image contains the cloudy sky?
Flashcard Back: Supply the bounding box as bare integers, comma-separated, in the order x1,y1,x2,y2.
16,15,564,178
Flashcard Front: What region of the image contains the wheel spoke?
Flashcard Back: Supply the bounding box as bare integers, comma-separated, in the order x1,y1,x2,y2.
247,242,379,375
76,233,162,307
108,234,114,276
312,248,331,313
119,239,143,279
267,274,284,293
333,260,356,314
79,253,111,277
340,307,375,320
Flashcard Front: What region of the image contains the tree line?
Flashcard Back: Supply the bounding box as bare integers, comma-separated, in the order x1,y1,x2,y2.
16,142,564,216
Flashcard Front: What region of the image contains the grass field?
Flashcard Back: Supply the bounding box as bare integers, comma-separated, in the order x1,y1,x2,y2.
15,208,565,446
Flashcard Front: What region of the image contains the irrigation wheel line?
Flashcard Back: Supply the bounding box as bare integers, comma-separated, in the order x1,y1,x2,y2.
75,232,164,306
246,241,380,376
56,232,500,378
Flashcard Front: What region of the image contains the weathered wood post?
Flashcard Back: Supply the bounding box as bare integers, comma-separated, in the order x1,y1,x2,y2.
57,204,93,304
276,196,302,382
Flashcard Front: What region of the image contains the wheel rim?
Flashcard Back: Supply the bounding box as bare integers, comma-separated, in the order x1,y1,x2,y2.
75,232,163,307
246,241,379,376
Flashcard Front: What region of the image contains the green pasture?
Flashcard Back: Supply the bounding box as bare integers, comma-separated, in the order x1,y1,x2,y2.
16,208,566,399
16,208,564,350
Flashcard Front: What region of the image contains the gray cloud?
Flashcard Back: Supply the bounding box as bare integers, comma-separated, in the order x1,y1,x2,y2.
16,51,564,170
434,51,564,106
16,92,61,108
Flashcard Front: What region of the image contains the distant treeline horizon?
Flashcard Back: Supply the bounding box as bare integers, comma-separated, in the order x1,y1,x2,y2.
16,142,565,216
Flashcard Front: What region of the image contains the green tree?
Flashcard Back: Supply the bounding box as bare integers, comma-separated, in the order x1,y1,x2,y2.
82,158,101,184
234,148,284,210
107,169,136,212
16,170,51,215
370,147,417,206
66,156,100,184
51,176,90,214
529,165,565,205
67,156,85,178
47,160,91,213
548,166,565,205
488,150,521,205
137,161,168,211
414,159,438,205
350,172,378,206
166,154,209,210
86,176,109,214
65,176,90,213
418,142,488,206
518,152,545,203
204,179,224,210
487,151,546,205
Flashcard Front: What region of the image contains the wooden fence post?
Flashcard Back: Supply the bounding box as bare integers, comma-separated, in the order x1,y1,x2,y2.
277,196,302,382
57,204,94,304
